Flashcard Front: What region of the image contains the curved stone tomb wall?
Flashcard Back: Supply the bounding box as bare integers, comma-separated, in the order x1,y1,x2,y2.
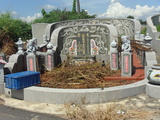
45,18,139,41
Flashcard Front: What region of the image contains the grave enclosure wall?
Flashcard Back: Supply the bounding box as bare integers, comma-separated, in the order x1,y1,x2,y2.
32,18,141,66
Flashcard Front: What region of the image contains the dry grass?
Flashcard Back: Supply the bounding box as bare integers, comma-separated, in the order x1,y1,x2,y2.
40,62,123,89
0,31,17,55
65,104,153,120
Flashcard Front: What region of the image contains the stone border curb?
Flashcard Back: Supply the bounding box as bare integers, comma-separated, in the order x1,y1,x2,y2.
4,79,148,104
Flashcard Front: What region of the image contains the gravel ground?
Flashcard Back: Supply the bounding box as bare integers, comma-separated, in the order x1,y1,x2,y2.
1,94,160,120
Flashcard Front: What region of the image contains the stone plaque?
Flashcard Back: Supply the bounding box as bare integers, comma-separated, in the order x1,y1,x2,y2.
47,54,53,69
111,53,118,70
123,54,130,74
28,57,35,71
121,52,132,77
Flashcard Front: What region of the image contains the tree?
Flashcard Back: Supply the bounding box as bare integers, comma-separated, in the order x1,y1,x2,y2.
127,15,134,19
139,19,146,25
0,12,32,41
72,0,77,13
41,9,47,17
33,8,96,23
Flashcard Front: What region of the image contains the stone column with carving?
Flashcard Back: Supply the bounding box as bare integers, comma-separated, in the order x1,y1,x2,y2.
121,36,132,77
45,42,54,70
110,40,119,70
26,38,37,71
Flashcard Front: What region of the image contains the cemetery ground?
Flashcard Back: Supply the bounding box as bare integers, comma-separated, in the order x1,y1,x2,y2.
1,93,160,120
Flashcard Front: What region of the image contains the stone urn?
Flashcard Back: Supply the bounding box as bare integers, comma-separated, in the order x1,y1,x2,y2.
147,64,160,84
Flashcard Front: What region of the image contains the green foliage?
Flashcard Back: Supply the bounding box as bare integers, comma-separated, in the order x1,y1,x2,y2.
0,12,32,41
34,8,96,23
156,25,160,32
141,27,147,34
72,0,77,13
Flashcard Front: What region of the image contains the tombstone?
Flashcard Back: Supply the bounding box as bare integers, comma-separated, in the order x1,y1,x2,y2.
0,60,6,84
121,36,132,77
26,38,37,71
15,38,26,54
60,26,109,65
110,40,119,70
45,42,55,70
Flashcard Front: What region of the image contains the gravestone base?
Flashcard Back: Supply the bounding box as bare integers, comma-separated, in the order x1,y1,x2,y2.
60,55,67,63
121,52,133,77
96,54,110,65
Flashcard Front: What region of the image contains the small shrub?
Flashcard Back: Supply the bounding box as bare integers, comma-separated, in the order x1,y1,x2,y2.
156,25,160,32
141,27,147,34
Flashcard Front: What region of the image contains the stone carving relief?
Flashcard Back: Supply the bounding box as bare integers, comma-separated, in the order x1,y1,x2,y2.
60,25,109,57
55,19,134,38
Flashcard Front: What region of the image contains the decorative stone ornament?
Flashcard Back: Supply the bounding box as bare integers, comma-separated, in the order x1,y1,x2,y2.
121,36,132,52
26,38,37,54
147,64,160,84
144,33,152,44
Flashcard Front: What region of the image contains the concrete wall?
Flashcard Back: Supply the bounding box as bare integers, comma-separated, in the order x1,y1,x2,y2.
32,23,49,46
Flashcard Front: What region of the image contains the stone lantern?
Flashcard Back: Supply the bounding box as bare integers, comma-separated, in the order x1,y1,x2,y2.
15,38,25,54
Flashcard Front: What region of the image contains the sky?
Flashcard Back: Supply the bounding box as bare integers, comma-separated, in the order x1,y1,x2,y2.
0,0,160,23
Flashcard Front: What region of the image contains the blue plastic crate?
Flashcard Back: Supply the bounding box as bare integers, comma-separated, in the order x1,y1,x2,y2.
5,71,40,90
